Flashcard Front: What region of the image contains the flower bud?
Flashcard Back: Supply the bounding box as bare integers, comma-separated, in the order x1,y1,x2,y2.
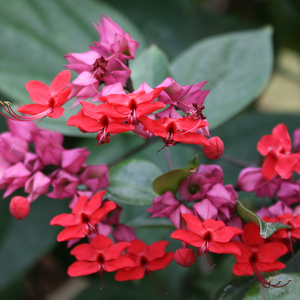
203,136,224,159
174,248,196,267
9,196,30,220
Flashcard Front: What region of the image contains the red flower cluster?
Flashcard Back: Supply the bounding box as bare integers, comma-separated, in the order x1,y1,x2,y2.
257,123,300,180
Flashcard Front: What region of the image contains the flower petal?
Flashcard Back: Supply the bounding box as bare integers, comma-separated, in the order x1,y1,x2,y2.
68,261,99,277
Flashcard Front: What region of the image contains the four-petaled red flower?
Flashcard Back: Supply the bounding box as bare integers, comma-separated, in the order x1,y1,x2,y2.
114,239,174,281
257,123,300,180
171,214,242,264
67,101,134,145
232,222,288,289
68,234,134,287
140,116,210,147
50,191,116,241
100,88,166,125
18,70,72,120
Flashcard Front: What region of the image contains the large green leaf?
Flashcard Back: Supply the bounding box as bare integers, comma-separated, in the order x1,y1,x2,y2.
0,0,145,136
106,159,162,205
170,27,273,129
131,44,172,89
213,276,257,300
0,196,69,289
244,273,297,300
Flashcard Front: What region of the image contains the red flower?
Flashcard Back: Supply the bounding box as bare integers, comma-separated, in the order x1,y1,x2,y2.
257,123,300,180
114,239,174,281
0,71,72,121
232,222,289,291
67,102,134,145
100,88,165,125
68,234,134,287
50,191,116,241
171,214,242,264
140,116,209,147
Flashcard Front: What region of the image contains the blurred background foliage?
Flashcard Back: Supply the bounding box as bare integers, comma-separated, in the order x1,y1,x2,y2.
0,0,299,299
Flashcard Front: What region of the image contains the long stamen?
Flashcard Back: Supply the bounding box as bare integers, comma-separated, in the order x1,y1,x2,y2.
147,270,169,295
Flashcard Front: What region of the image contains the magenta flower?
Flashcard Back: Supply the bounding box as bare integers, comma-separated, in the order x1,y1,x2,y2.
61,148,90,174
146,191,180,218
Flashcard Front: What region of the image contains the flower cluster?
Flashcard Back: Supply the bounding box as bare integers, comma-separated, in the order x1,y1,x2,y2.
1,14,299,299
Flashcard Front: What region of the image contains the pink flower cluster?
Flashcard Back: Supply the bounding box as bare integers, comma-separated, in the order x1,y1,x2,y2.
0,119,108,220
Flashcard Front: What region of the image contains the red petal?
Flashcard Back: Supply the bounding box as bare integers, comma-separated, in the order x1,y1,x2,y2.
181,214,206,236
257,242,288,262
83,191,106,216
242,223,265,247
261,153,278,180
70,244,97,261
147,252,174,271
67,115,101,132
50,213,79,226
231,241,252,262
136,102,166,118
17,104,48,115
257,134,280,156
9,196,30,220
54,86,72,107
115,266,145,281
171,229,204,247
174,132,209,146
232,262,253,276
47,106,64,119
104,256,135,272
127,239,148,254
139,116,167,137
212,225,243,243
72,195,89,214
49,70,71,97
90,234,113,250
68,261,99,277
208,241,241,255
145,241,169,261
255,261,286,272
272,123,292,153
57,224,86,241
106,122,135,133
276,154,300,180
25,80,50,105
90,200,116,225
104,242,131,260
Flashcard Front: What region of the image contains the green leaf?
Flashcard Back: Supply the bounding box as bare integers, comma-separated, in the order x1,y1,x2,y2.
152,156,199,195
0,196,68,289
170,27,273,129
244,273,297,300
152,169,192,196
213,276,257,300
106,159,162,205
131,44,172,89
236,201,291,238
0,0,146,136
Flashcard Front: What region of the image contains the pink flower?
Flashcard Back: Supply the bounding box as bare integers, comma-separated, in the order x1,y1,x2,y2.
277,181,300,206
146,191,180,218
25,171,51,203
178,173,211,202
93,15,139,60
80,165,109,193
61,148,90,174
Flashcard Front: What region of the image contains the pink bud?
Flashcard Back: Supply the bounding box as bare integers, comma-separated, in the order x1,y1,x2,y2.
174,248,196,267
9,196,30,220
203,136,224,159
